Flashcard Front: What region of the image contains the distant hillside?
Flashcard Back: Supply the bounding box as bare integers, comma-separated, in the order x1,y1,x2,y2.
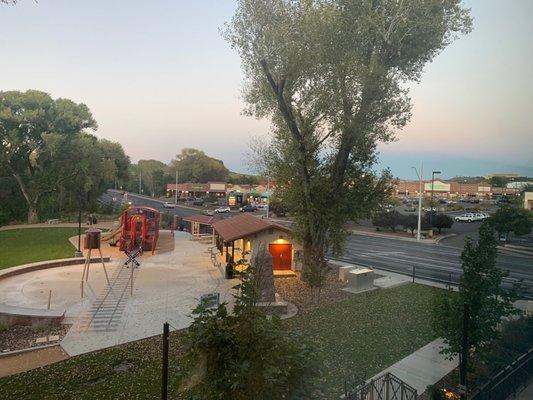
228,171,260,184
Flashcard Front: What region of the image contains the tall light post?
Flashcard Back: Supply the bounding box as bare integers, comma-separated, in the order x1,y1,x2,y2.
411,163,424,241
138,169,142,195
174,169,179,204
266,175,270,219
430,170,442,225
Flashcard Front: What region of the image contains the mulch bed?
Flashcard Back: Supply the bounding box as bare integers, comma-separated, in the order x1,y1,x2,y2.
274,267,353,314
0,324,70,353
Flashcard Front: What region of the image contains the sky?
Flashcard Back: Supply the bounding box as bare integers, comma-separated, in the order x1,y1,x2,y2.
1,0,532,180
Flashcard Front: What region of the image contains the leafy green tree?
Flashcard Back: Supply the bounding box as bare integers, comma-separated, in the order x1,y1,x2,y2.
489,205,532,238
179,257,316,399
432,223,519,363
429,213,454,234
402,214,431,236
225,0,471,288
489,176,509,188
372,210,404,232
137,159,170,196
170,148,229,183
0,90,97,223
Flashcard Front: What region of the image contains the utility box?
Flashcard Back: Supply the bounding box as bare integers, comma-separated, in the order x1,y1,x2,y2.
339,265,357,282
346,268,375,293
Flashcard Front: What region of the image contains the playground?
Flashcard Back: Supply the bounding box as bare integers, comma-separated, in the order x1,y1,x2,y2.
0,206,236,359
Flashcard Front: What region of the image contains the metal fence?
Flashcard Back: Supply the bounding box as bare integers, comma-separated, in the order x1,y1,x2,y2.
471,348,533,400
344,372,417,400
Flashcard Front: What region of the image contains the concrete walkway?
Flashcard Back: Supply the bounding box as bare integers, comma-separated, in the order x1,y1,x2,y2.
370,338,458,395
60,232,236,356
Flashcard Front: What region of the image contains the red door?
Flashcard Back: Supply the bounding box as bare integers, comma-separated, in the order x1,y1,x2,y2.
268,244,293,270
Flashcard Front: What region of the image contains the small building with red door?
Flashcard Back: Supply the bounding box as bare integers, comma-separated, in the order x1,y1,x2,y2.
212,213,302,274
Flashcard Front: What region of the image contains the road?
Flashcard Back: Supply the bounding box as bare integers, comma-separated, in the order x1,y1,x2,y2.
335,234,533,299
100,190,265,221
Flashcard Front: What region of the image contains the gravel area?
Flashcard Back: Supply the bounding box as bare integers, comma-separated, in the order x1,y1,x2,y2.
0,324,70,353
274,267,353,314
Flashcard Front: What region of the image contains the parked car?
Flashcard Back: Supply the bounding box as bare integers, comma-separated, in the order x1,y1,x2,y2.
423,207,437,212
256,204,267,209
475,212,490,220
163,202,176,209
215,206,231,213
240,205,257,212
454,213,482,223
192,198,204,206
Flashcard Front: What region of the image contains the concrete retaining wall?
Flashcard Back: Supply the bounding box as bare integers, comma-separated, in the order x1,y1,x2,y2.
0,257,110,327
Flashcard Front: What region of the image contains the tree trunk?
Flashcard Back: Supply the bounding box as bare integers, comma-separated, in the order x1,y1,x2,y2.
27,206,39,224
301,232,327,289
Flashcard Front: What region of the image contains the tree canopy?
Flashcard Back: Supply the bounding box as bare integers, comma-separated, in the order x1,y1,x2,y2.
170,148,229,183
225,0,471,287
0,90,130,223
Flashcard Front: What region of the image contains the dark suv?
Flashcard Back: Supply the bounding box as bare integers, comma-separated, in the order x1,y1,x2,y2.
240,204,257,212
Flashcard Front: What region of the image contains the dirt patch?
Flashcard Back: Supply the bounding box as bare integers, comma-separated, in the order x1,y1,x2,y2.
0,345,69,378
0,324,70,353
274,268,353,315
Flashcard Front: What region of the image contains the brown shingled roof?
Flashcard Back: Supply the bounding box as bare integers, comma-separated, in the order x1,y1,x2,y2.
212,213,291,242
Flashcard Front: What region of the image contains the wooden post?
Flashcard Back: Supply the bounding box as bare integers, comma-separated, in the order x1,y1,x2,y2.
85,248,92,281
47,290,52,310
80,280,84,298
412,265,415,283
98,247,110,285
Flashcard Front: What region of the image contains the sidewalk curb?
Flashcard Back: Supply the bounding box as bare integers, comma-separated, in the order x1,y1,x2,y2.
435,233,457,244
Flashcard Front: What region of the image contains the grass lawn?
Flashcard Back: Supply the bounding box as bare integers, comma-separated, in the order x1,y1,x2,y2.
0,284,440,399
0,228,80,270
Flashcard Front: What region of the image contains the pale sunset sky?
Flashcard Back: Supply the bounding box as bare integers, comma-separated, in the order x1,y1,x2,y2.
1,0,532,179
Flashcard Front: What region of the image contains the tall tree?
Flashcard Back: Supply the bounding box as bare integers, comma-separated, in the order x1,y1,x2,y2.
225,0,471,287
0,90,97,223
170,148,229,183
432,223,519,362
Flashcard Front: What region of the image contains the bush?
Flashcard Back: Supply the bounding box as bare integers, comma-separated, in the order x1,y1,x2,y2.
179,263,316,399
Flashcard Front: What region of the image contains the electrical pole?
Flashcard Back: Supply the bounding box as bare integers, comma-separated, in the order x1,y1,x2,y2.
139,169,142,195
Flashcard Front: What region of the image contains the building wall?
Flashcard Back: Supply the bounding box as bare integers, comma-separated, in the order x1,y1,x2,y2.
222,229,302,271
525,192,533,211
393,180,519,198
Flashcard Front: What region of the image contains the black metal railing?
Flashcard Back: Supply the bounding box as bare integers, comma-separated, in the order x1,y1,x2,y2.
471,348,533,400
344,372,417,400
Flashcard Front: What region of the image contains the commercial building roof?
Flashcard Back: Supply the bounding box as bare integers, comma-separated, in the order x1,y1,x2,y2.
212,213,291,242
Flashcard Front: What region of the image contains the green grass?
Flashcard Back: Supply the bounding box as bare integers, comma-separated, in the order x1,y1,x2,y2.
0,284,440,399
0,228,80,270
285,283,439,398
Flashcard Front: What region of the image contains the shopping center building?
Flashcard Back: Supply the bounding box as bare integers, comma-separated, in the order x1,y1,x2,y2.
393,179,519,198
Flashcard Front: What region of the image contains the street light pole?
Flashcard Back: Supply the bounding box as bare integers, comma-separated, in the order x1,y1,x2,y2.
430,170,441,226
139,169,142,194
266,175,270,219
174,169,178,204
412,163,423,241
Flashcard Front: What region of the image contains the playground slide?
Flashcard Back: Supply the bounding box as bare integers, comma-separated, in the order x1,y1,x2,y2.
101,224,123,242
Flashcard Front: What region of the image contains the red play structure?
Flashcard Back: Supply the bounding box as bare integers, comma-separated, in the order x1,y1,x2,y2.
104,206,160,254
